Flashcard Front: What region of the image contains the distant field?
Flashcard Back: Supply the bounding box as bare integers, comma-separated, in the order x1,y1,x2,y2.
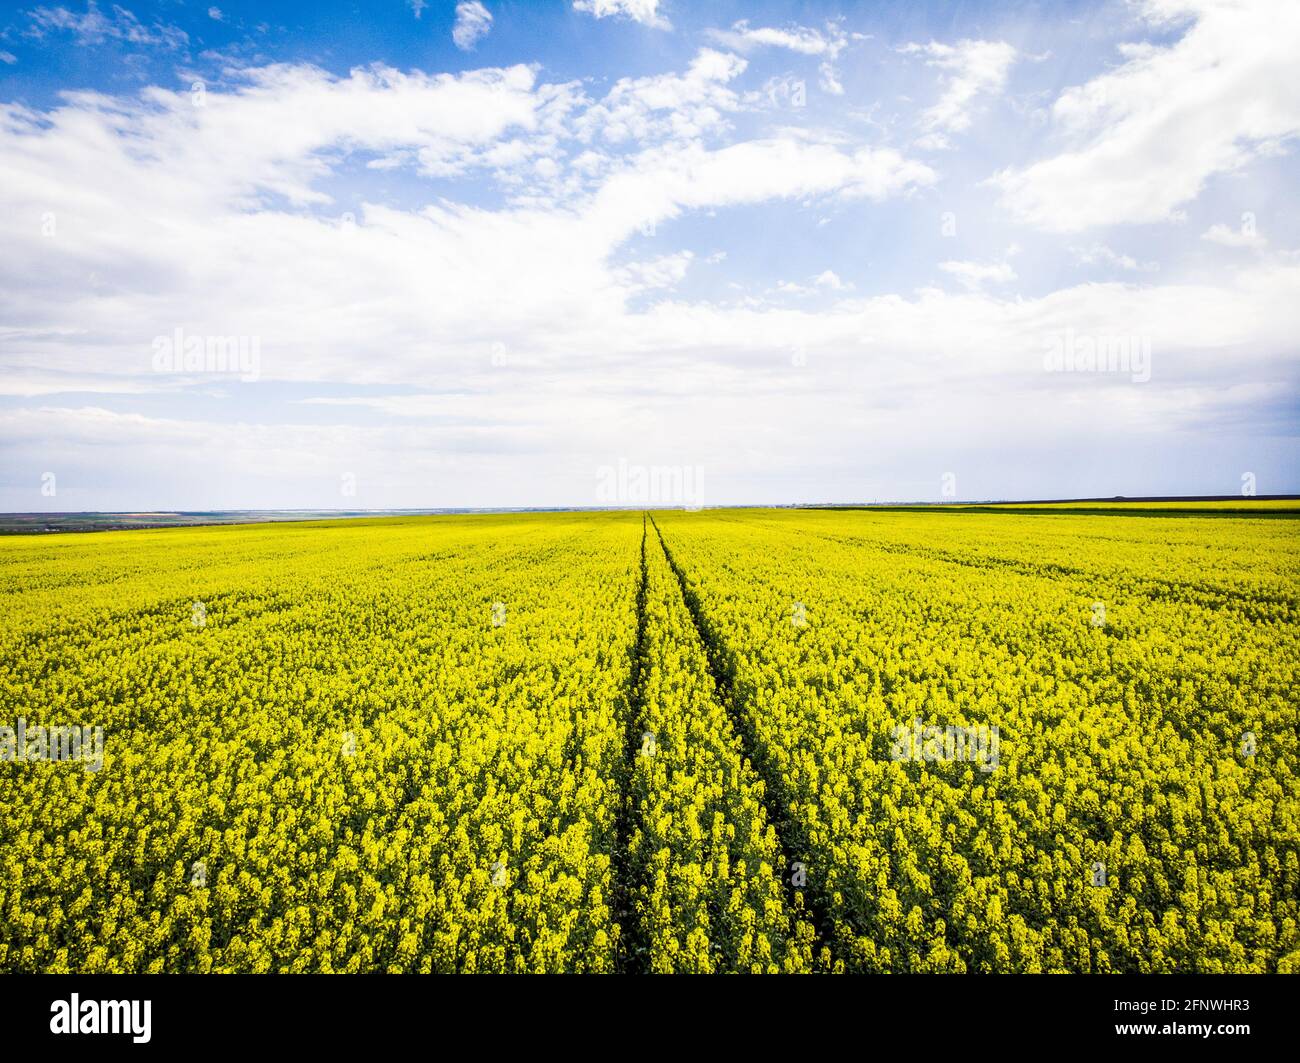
974,499,1300,509
0,509,473,534
6,497,1296,535
1,508,1295,972
951,498,1300,516
817,498,1300,517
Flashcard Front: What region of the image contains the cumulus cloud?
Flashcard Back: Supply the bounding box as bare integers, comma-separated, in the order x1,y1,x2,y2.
902,38,1017,136
13,62,546,207
586,139,934,244
573,48,747,144
813,270,849,290
708,22,834,56
0,53,935,401
616,251,694,293
2,16,1296,508
993,0,1300,231
1071,242,1159,272
452,2,493,51
8,253,1296,507
706,20,851,95
572,0,669,30
773,270,854,297
1201,221,1266,249
939,259,1017,290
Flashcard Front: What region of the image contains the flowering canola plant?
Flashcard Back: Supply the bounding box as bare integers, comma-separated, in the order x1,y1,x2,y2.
0,507,1295,973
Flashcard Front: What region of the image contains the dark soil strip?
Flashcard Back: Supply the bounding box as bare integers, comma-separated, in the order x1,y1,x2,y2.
610,515,650,973
648,516,837,967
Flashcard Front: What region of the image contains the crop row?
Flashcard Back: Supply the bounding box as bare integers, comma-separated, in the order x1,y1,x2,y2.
652,509,1299,972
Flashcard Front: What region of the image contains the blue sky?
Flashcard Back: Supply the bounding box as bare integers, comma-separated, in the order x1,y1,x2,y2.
1,0,1297,509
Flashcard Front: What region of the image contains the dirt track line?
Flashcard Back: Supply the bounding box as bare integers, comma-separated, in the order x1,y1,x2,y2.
610,514,650,973
647,515,837,969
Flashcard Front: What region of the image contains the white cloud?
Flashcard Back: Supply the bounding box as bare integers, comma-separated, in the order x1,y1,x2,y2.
819,66,844,97
774,269,853,297
452,2,493,51
939,259,1017,289
0,54,935,403
912,131,951,152
0,51,16,64
902,38,1017,135
994,0,1300,232
572,0,669,31
813,269,850,290
706,20,851,96
573,48,747,144
407,0,427,18
1201,222,1266,249
3,38,1295,508
587,138,935,242
208,6,224,21
11,250,1296,508
2,62,547,209
26,2,188,48
1071,242,1159,272
616,251,694,293
0,368,186,398
708,20,840,56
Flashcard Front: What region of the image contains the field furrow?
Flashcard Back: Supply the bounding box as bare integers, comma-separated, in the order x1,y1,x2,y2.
617,517,815,971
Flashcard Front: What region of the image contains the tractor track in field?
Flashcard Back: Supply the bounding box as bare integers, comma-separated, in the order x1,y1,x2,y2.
610,514,650,973
648,515,837,968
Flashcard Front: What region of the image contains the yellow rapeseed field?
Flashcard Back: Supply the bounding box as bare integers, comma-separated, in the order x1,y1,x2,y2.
1,507,1295,972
